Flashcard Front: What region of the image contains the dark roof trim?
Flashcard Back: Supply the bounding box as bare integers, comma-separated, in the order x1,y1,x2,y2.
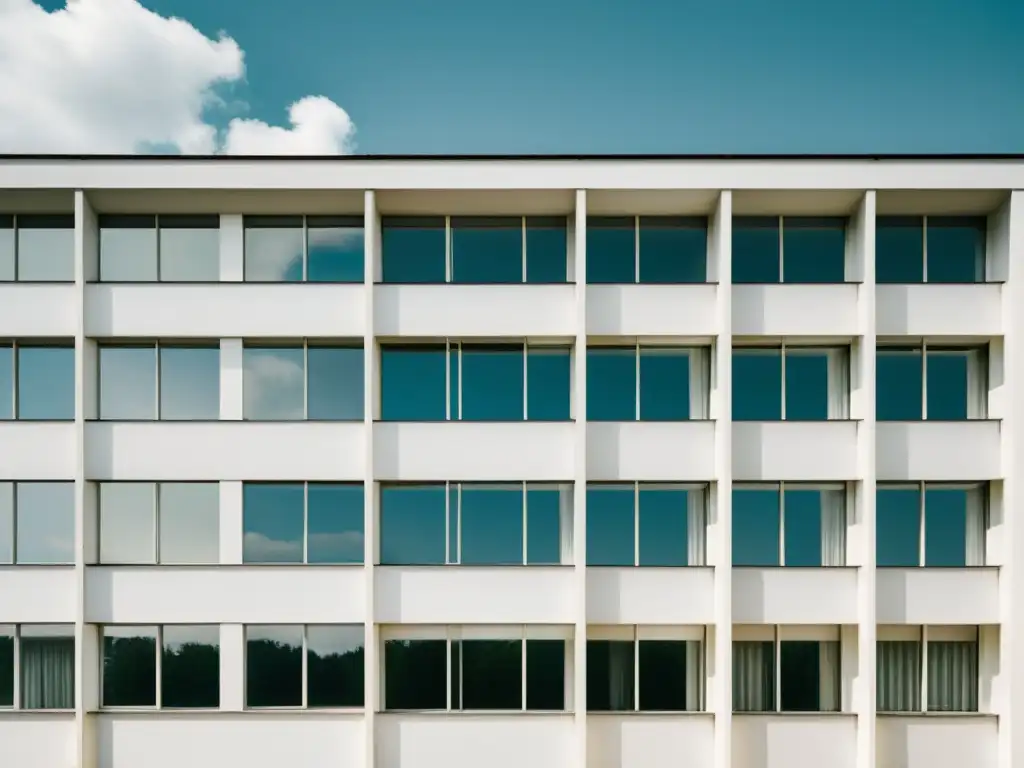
0,153,1023,161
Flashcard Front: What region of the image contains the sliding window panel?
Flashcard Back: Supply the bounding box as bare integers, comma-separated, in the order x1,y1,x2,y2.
306,216,364,283
638,216,707,283
381,217,446,284
158,215,220,282
587,217,636,284
244,217,303,282
451,217,522,284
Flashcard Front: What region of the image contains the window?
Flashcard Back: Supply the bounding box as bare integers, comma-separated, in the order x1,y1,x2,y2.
0,625,74,709
586,484,707,566
380,343,571,421
0,343,74,420
0,482,74,564
732,484,847,567
98,482,219,564
733,217,847,284
587,628,703,711
587,346,709,421
243,483,364,565
733,627,841,712
732,345,849,420
244,216,363,282
587,216,707,283
876,344,987,421
0,214,75,281
102,625,219,708
876,483,986,567
379,483,570,566
382,216,568,284
243,342,363,421
98,343,220,420
876,216,986,284
877,627,979,712
383,628,567,711
98,215,220,281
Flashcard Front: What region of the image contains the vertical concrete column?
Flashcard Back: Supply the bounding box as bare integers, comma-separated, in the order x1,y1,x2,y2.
572,189,588,768
219,624,245,711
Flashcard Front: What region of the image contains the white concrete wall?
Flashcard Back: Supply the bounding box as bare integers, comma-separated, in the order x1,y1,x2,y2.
586,713,714,768
733,714,857,768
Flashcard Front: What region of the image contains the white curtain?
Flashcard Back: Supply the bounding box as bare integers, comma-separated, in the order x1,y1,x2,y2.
876,641,921,712
687,489,707,566
928,641,978,712
818,641,841,712
608,642,634,710
827,347,850,419
820,489,846,567
685,641,702,711
689,348,710,419
559,485,574,565
966,348,987,419
20,637,74,709
733,641,773,712
965,485,986,566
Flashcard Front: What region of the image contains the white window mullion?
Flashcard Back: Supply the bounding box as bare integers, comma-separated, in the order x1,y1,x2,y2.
153,482,161,564
444,482,451,565
523,341,529,421
444,340,451,421
303,482,309,564
445,216,452,283
457,343,463,421
155,214,162,282
779,483,786,566
919,481,927,567
635,344,641,421
521,217,527,284
11,341,18,419
633,626,640,711
634,482,640,566
780,341,787,420
456,483,462,565
922,215,929,283
301,216,308,282
634,216,640,284
302,341,309,420
521,628,527,711
522,481,528,566
778,215,785,283
921,341,928,420
154,341,161,420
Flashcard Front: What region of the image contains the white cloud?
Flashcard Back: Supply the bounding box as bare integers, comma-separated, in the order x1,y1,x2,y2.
0,0,356,154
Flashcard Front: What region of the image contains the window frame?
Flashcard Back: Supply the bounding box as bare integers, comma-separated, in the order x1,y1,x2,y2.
1,481,75,565
732,343,850,421
98,214,221,283
876,625,980,713
0,340,75,421
586,215,709,284
732,215,849,285
243,215,364,283
876,215,987,285
876,342,988,420
0,623,75,711
876,481,988,567
0,213,75,283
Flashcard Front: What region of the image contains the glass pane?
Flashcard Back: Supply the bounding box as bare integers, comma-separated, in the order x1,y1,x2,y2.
526,485,564,565
100,346,156,420
307,484,364,564
587,640,634,711
639,640,688,711
527,347,571,420
926,351,970,420
380,346,446,421
384,639,447,710
0,627,10,707
526,639,565,710
158,219,220,282
161,625,220,708
244,224,303,282
876,350,923,420
100,226,158,281
780,641,823,711
732,350,782,420
17,221,75,281
99,482,156,564
307,222,364,283
733,217,780,283
782,218,846,283
246,626,302,707
784,489,823,567
307,625,364,707
159,346,220,420
379,485,446,565
877,640,921,712
459,639,522,710
0,484,11,563
460,485,523,565
16,482,74,564
451,217,522,284
785,351,830,421
19,626,74,709
460,345,524,421
159,483,220,564
587,485,634,566
307,346,364,420
17,346,74,420
587,348,636,420
638,218,707,283
0,346,11,419
637,487,688,566
876,217,924,284
639,349,689,420
927,641,978,712
0,222,13,280
103,626,156,707
733,488,780,566
733,640,775,711
876,488,921,566
927,218,985,283
587,218,635,283
925,487,968,567
525,218,567,283
242,483,304,564
381,218,446,283
243,346,305,420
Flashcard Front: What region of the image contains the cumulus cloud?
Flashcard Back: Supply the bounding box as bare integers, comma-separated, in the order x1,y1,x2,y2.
0,0,356,154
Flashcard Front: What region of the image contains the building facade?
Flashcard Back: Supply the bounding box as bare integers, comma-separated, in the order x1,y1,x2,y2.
0,155,1021,768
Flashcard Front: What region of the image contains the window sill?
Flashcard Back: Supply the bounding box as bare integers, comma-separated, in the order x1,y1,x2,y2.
379,563,572,569
0,708,74,714
375,281,576,287
732,281,863,286
586,281,719,286
587,710,709,716
733,710,854,717
877,281,1005,286
877,711,994,718
380,709,572,716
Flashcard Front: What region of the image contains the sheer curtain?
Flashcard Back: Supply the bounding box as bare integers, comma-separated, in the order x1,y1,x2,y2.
608,642,634,710
876,641,921,712
818,641,841,712
965,485,986,567
928,641,978,712
689,348,710,420
685,641,703,711
733,641,773,712
20,636,74,709
827,348,850,419
820,489,846,567
687,489,707,566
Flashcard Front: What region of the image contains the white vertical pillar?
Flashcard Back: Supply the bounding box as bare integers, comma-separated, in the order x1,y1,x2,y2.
850,190,877,768
572,189,588,768
708,190,732,768
220,339,244,421
219,214,244,282
219,481,243,565
219,624,245,711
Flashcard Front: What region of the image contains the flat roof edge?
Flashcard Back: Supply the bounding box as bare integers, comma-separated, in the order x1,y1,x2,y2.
1,153,1023,162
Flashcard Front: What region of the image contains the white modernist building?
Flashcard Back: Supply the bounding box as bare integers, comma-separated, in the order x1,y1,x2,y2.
0,154,1022,768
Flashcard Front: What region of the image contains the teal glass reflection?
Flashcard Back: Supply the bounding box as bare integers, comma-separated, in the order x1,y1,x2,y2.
784,351,829,421
926,352,970,420
17,346,74,420
526,486,564,564
925,488,968,567
876,349,923,421
586,485,634,565
307,484,364,564
638,217,707,283
0,216,13,280
587,218,635,283
99,346,156,420
877,488,920,566
307,346,364,420
460,345,524,421
732,350,782,420
158,216,220,282
16,215,74,282
0,484,12,563
307,217,364,282
733,488,780,566
0,346,12,419
783,489,823,567
527,347,571,420
451,217,521,283
99,215,158,281
459,485,523,564
926,218,985,283
242,483,304,563
637,487,688,566
244,217,303,282
243,346,305,420
525,217,567,283
639,349,689,420
381,217,446,283
380,346,446,421
876,217,924,283
733,217,780,284
782,218,846,283
379,485,446,565
159,346,219,420
587,348,636,420
16,482,74,564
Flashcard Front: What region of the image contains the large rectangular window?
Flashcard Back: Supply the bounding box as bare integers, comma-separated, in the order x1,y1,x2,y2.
587,216,707,284
0,214,75,282
733,345,849,420
587,629,703,712
0,482,74,565
244,215,363,282
587,345,709,421
99,214,220,282
877,627,979,712
99,343,220,420
876,483,987,567
733,216,847,284
243,342,363,421
243,482,364,565
877,216,986,284
0,343,74,420
733,627,841,712
0,624,74,710
733,484,847,567
876,344,987,420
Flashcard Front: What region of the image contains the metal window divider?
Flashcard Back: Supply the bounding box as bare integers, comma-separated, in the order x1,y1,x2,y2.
303,482,309,565
154,341,162,420
303,340,309,420
13,624,20,709
445,216,452,284
522,481,528,566
12,213,18,281
633,481,640,567
11,482,18,564
634,342,641,421
155,214,162,282
780,340,787,420
11,340,18,419
778,482,786,567
918,481,927,568
922,215,929,283
633,624,640,712
521,217,528,284
921,339,929,420
153,482,161,564
523,341,529,422
634,215,641,284
456,483,462,565
521,626,527,711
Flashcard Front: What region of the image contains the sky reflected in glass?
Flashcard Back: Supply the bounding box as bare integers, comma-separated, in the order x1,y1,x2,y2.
243,346,304,420
243,483,304,563
17,346,73,420
307,346,363,420
16,216,74,282
159,483,219,564
159,346,220,420
379,484,446,565
100,346,156,420
307,220,364,282
16,482,74,564
159,218,220,282
99,482,156,564
244,220,303,281
307,484,364,564
99,221,158,281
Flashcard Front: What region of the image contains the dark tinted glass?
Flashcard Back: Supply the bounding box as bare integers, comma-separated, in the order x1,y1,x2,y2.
637,487,688,566
587,218,635,283
782,218,846,283
733,488,780,566
876,217,924,283
242,483,304,564
785,351,830,421
639,349,690,420
527,347,571,420
381,218,445,283
733,217,780,283
526,218,568,283
924,488,968,567
307,346,364,420
784,489,823,567
459,485,523,565
526,640,565,709
457,639,521,710
384,639,447,710
587,485,634,566
307,484,364,564
876,349,923,421
103,627,156,707
780,641,823,711
638,640,688,711
161,625,220,708
926,217,985,283
587,640,634,711
638,217,707,283
451,217,521,284
307,217,364,282
732,350,782,420
307,625,364,707
380,346,446,420
460,345,523,420
246,626,302,707
379,485,446,565
926,351,972,420
876,488,921,567
526,486,564,565
587,348,636,420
